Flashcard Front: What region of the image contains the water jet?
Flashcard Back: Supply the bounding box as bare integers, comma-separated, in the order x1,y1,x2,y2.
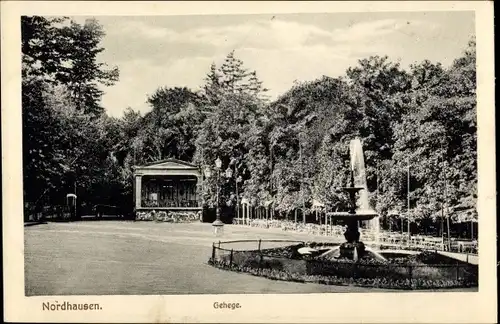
325,138,381,260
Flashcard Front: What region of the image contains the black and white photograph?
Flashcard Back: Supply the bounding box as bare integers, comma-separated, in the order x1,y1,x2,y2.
3,1,496,323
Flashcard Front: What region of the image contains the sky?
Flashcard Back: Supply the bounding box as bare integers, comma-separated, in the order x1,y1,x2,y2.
72,11,475,117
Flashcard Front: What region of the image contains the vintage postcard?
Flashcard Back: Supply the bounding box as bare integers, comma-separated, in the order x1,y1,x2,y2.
2,1,496,323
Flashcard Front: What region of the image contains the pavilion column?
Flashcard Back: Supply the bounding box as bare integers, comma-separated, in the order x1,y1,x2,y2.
196,175,203,208
135,175,142,209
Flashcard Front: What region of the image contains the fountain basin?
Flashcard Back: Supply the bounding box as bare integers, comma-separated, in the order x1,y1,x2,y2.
326,212,378,221
340,186,365,193
339,242,366,260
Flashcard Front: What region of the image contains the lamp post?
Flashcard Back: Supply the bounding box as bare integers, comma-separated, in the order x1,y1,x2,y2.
213,157,223,235
278,103,317,226
224,165,235,219
407,156,411,244
205,157,224,235
228,157,242,221
440,140,452,251
236,174,242,219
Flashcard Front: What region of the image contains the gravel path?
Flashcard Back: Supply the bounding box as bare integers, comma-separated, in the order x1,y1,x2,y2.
24,221,476,295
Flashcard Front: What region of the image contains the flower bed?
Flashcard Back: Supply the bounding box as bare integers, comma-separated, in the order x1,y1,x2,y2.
208,258,472,290
209,241,478,289
136,210,201,223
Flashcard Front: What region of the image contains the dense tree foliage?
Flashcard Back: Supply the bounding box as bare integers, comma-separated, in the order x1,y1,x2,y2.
22,16,122,214
22,16,119,115
22,15,476,232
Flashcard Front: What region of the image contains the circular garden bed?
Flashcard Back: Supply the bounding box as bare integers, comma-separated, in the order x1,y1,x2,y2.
208,241,478,290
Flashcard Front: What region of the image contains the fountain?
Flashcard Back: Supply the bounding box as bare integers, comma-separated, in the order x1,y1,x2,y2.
326,171,377,259
208,138,478,290
325,138,381,260
350,139,380,245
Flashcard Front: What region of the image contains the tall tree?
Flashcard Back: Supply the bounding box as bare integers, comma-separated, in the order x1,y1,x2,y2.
203,50,268,105
22,16,119,116
135,86,203,163
60,18,119,115
194,93,262,207
22,16,120,215
389,38,476,226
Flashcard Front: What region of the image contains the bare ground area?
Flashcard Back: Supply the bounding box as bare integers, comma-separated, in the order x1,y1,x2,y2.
24,221,477,295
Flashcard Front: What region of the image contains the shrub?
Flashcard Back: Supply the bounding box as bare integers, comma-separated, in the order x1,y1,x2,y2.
136,210,201,222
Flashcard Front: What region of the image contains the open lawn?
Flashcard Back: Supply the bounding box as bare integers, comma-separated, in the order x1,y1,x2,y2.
24,221,477,295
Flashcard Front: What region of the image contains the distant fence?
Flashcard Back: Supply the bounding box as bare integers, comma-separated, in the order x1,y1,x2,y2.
234,219,478,255
25,205,77,222
24,203,136,222
208,239,478,290
211,239,305,255
94,204,126,217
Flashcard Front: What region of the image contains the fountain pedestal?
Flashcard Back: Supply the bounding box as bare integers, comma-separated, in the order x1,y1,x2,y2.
339,218,366,260
326,173,377,261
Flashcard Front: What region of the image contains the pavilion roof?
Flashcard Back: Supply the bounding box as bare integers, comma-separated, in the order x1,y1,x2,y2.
133,158,199,170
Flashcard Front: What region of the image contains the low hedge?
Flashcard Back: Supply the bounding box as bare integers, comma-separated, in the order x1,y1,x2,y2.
136,210,201,222
207,258,473,290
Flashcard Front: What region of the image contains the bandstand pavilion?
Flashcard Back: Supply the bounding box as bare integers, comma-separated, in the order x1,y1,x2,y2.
132,159,203,213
